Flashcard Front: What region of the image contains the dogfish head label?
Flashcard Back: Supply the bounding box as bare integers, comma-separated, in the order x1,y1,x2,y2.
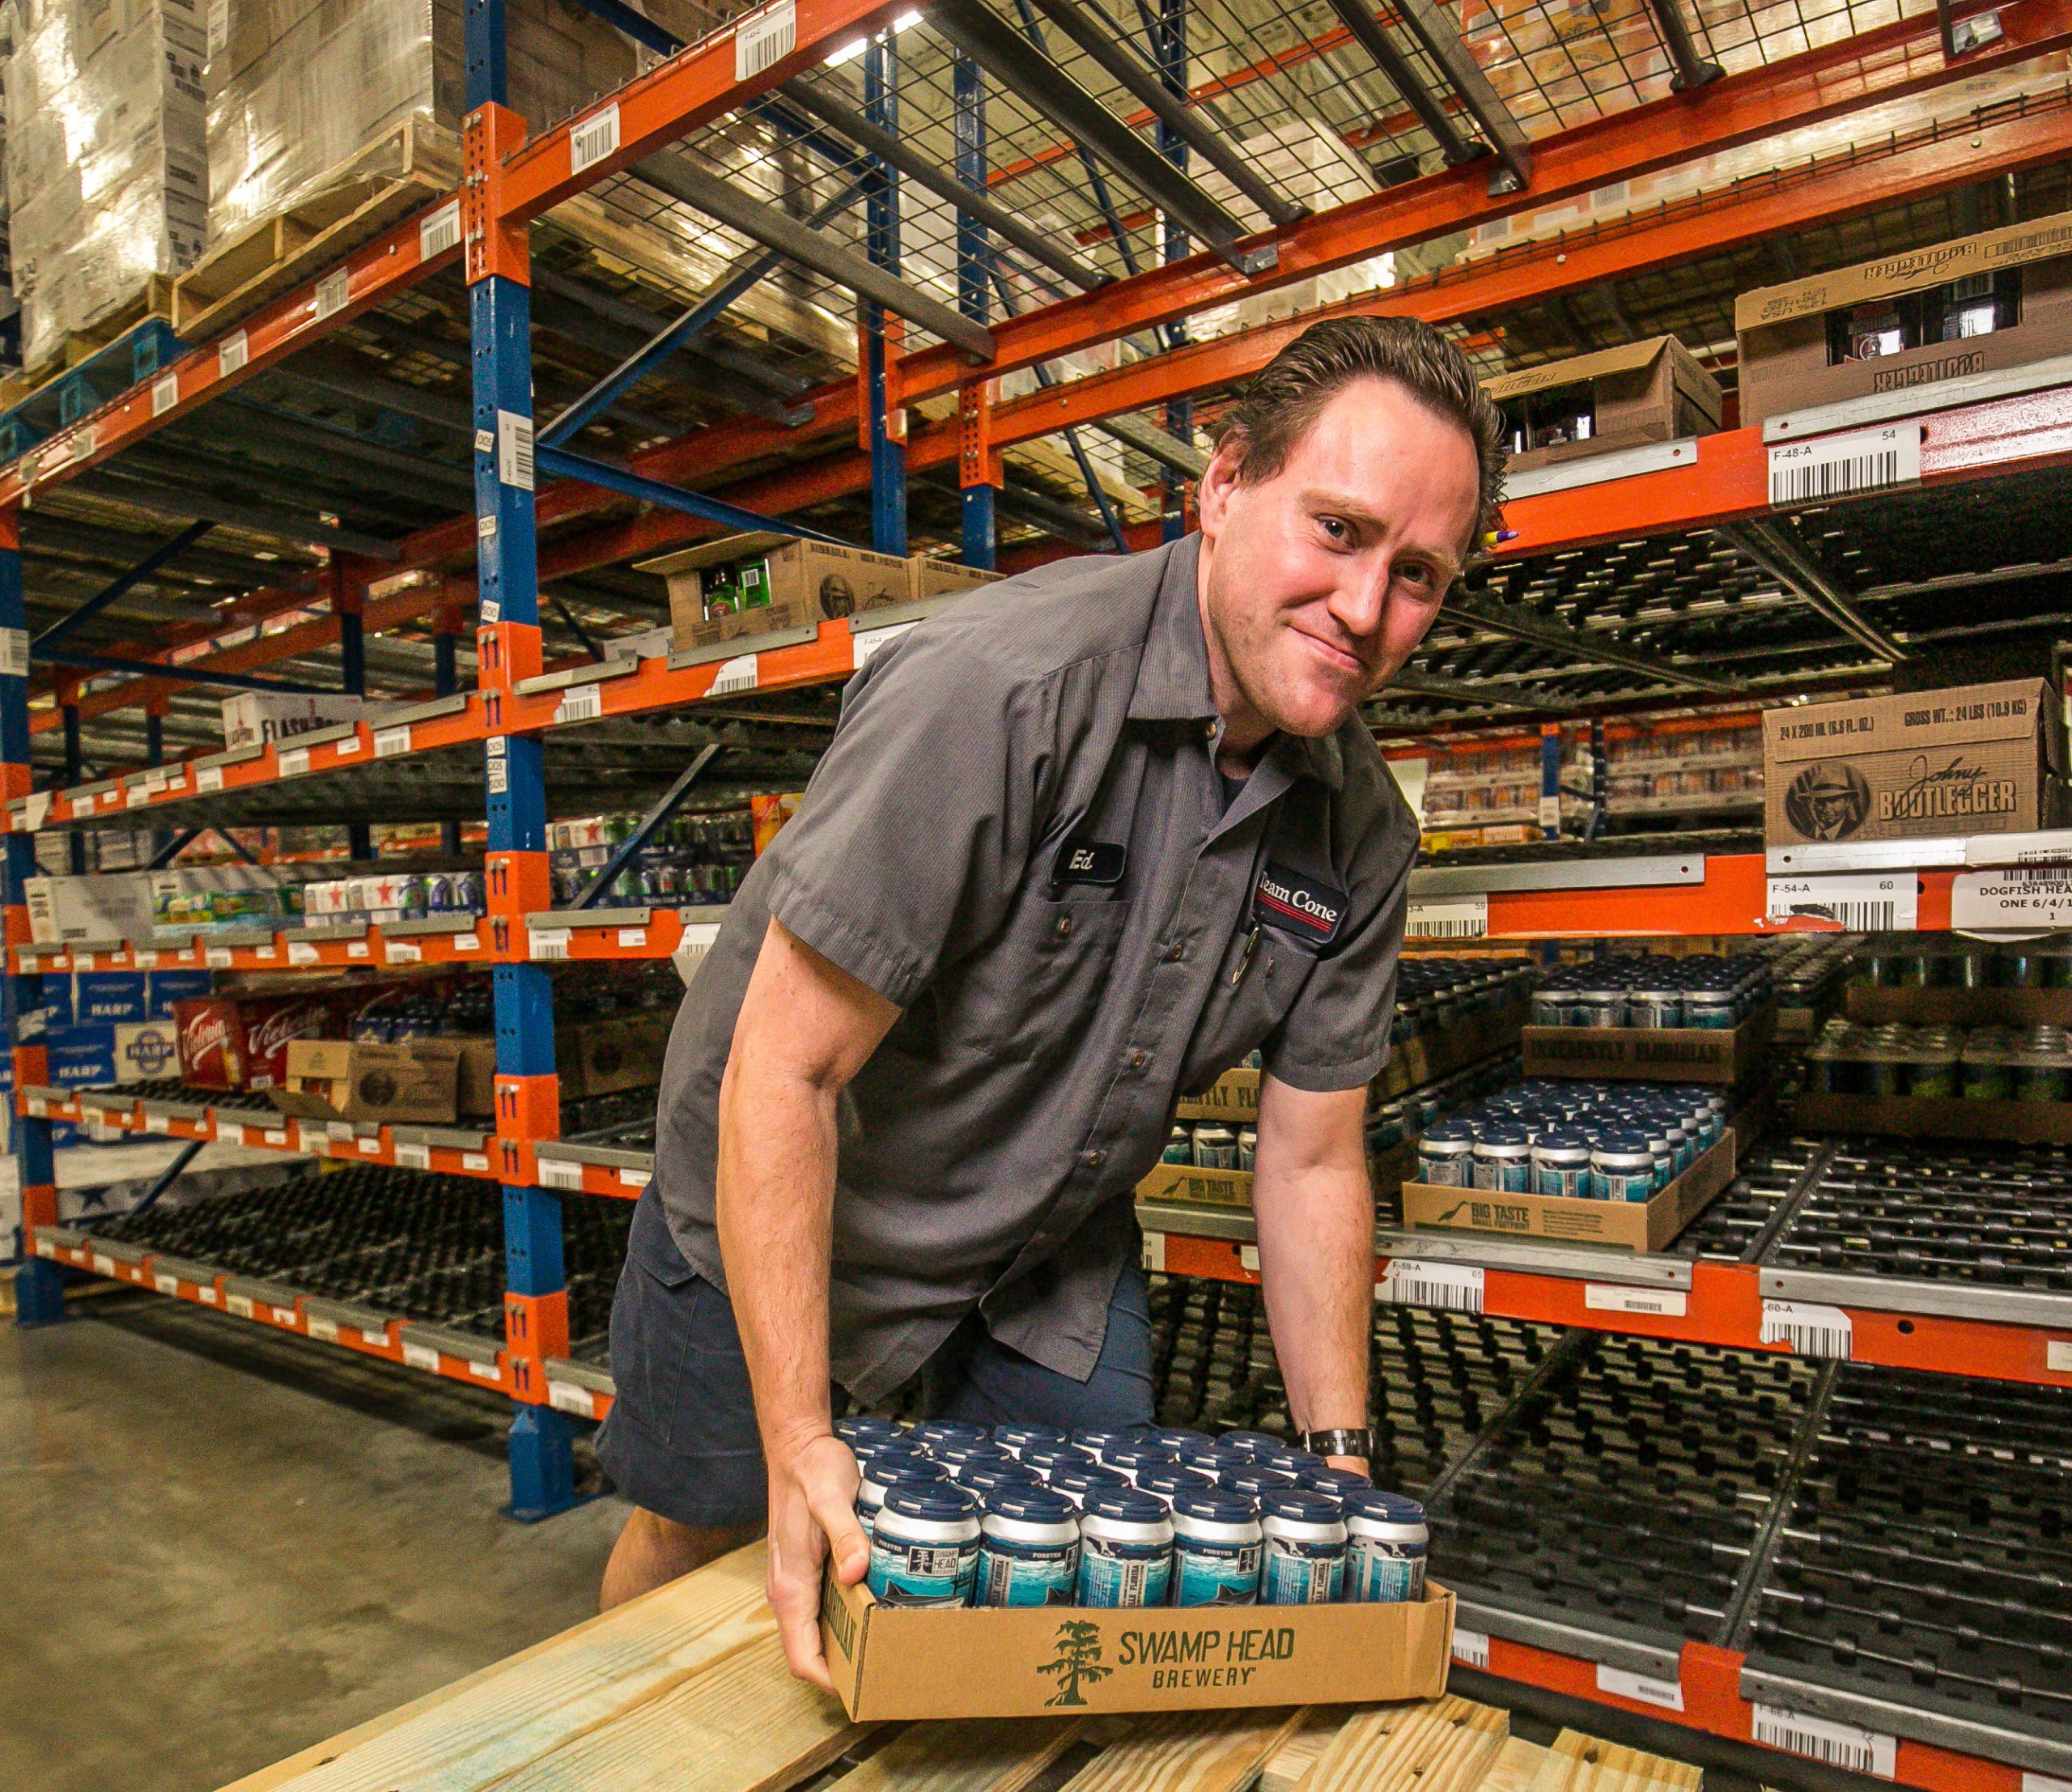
1253,863,1347,945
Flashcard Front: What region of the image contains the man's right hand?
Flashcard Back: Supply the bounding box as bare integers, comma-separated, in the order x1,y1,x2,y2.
766,1432,871,1688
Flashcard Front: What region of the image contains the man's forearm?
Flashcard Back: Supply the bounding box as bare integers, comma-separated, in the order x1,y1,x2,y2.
1250,1080,1374,1439
715,1053,841,1463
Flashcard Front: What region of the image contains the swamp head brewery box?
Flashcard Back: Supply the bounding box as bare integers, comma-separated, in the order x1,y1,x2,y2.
1482,335,1722,473
1763,679,2065,848
1737,210,2072,425
643,533,911,651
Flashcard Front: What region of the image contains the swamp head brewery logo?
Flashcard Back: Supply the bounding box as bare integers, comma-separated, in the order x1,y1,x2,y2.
1784,761,1870,841
1038,1620,1109,1706
1879,753,2016,824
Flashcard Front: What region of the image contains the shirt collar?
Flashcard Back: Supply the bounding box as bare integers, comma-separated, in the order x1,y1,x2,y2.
1127,533,1346,792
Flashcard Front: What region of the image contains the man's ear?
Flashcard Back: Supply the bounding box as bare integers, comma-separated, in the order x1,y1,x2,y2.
1196,435,1247,541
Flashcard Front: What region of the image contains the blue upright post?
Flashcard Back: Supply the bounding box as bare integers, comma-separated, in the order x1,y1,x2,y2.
864,31,907,558
62,697,84,874
2,508,63,1323
1156,0,1193,543
465,1,578,1520
338,576,373,860
1540,724,1562,843
953,53,996,570
435,626,462,858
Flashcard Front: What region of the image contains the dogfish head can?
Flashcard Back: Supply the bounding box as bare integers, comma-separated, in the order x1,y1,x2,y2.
855,1457,949,1539
976,1486,1081,1607
867,1483,980,1606
1076,1487,1174,1607
1342,1490,1429,1603
1259,1490,1347,1605
1169,1488,1263,1607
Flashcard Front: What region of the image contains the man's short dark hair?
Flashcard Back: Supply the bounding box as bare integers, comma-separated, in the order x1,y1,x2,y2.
1215,316,1506,555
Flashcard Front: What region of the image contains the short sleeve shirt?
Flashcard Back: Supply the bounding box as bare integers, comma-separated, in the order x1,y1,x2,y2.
649,533,1419,1403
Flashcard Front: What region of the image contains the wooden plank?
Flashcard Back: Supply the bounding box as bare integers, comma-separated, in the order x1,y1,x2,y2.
1293,1696,1509,1792
218,1543,779,1792
837,1718,1089,1792
484,1632,867,1792
1061,1707,1310,1792
1473,1738,1551,1792
1260,1710,1342,1792
1526,1730,1702,1792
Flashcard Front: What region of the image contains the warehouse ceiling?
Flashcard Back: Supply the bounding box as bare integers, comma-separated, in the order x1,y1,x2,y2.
17,0,2072,783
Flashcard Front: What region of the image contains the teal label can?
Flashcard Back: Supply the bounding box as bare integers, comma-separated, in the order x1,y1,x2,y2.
867,1486,980,1606
1169,1490,1263,1607
1076,1490,1174,1607
1259,1492,1347,1605
1343,1492,1429,1604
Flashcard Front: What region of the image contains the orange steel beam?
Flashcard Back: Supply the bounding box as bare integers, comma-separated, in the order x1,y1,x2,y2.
533,82,2072,579
495,0,909,223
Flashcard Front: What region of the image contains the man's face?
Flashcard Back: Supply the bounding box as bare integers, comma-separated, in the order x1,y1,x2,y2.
1196,376,1483,741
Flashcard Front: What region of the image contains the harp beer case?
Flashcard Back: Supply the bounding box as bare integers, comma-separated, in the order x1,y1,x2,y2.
1762,679,2066,851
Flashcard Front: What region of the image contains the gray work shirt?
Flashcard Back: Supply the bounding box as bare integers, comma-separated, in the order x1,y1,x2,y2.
650,533,1417,1403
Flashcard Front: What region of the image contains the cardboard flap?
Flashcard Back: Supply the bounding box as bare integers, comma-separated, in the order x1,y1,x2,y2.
1764,680,2050,766
1481,338,1671,401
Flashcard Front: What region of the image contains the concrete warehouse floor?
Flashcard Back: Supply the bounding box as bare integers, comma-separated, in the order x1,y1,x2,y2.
0,1285,627,1792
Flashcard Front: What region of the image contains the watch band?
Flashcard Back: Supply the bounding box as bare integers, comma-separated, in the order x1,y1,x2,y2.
1299,1426,1376,1459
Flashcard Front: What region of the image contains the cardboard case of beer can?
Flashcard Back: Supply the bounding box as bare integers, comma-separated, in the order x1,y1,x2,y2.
642,534,912,651
173,993,346,1091
1762,679,2066,849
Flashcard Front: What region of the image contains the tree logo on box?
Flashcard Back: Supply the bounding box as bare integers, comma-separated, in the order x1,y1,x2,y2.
1038,1620,1110,1707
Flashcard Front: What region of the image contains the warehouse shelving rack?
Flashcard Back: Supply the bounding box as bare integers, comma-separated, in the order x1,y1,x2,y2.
6,0,2072,1773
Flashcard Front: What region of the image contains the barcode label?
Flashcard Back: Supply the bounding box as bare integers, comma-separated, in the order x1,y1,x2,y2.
463,1151,491,1174
91,1254,117,1277
287,942,320,965
469,1359,500,1382
498,409,534,490
374,725,412,757
530,927,571,961
1751,1703,1896,1777
277,747,309,777
1406,894,1488,939
1141,1229,1168,1272
155,1273,179,1295
1452,1628,1490,1669
206,947,234,968
195,766,223,792
315,267,350,321
2048,1340,2072,1373
355,1327,388,1351
1766,873,1917,932
134,949,159,967
227,1295,254,1319
420,201,461,261
1586,1284,1688,1317
454,932,482,953
306,1317,339,1343
708,653,758,695
347,941,372,958
549,1381,597,1418
299,1128,329,1156
359,1137,384,1155
219,330,248,377
619,1167,651,1189
617,928,647,947
570,101,620,174
1767,423,1921,507
145,1113,171,1135
1952,866,2072,931
2023,1773,2072,1792
395,1143,431,1170
555,684,602,725
851,621,916,669
1383,1259,1485,1314
384,941,422,964
735,0,796,79
199,1288,219,1305
537,1158,585,1191
152,373,180,416
1595,1664,1684,1711
1761,1299,1854,1359
402,1341,439,1372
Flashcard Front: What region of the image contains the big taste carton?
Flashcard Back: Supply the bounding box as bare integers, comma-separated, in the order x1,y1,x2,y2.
819,1570,1453,1720
1764,679,2066,850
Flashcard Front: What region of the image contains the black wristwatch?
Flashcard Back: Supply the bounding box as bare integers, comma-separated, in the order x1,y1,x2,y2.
1299,1426,1376,1460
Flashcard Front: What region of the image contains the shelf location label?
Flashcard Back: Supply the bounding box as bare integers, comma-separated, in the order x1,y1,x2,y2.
1767,422,1921,508
1406,894,1488,940
1765,873,1917,932
1951,864,2072,932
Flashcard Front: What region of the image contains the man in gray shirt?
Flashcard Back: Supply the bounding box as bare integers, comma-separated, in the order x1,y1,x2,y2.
597,316,1502,1682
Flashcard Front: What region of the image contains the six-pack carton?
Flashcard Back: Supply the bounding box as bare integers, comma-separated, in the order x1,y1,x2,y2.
1763,679,2066,849
1482,335,1722,472
647,536,913,651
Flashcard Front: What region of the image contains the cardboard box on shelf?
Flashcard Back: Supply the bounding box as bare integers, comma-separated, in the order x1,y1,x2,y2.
270,1040,463,1125
1737,210,2072,424
220,691,368,750
172,992,343,1090
909,558,1005,601
1521,1004,1773,1085
25,873,160,945
641,534,912,651
1482,336,1722,473
819,1570,1453,1720
1762,678,2065,849
1795,1090,2072,1143
559,1013,672,1100
1400,1126,1739,1254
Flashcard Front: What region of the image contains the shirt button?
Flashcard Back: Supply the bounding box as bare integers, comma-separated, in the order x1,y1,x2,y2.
1128,1050,1148,1071
1166,941,1184,962
1081,1149,1105,1170
1055,915,1073,938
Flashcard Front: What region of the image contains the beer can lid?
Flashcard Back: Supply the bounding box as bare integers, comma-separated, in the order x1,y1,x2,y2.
1261,1489,1344,1525
1343,1488,1427,1526
1145,1426,1213,1453
992,1422,1068,1453
1215,1430,1283,1459
1084,1486,1169,1524
1137,1466,1216,1500
1050,1465,1128,1498
1221,1466,1297,1497
1297,1466,1374,1497
1173,1487,1259,1525
883,1481,978,1522
986,1484,1076,1523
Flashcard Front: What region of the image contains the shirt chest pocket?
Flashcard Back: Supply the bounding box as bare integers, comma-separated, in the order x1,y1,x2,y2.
944,896,1136,1063
1178,926,1318,1094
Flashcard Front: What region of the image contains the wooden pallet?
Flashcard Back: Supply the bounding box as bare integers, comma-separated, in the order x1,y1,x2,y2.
218,1543,1704,1792
172,119,463,341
